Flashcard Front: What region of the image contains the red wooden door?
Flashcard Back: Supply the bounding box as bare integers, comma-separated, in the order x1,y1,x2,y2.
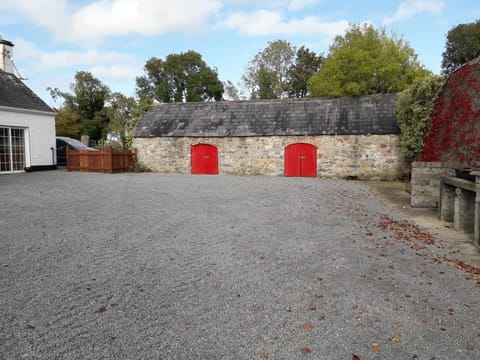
191,144,218,175
284,143,317,177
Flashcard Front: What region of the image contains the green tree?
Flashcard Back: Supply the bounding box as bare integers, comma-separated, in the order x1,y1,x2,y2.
126,97,154,148
48,71,111,141
242,40,296,99
394,74,446,171
441,19,480,74
105,92,137,147
223,80,244,101
308,24,429,98
54,107,83,139
136,51,224,103
287,46,324,98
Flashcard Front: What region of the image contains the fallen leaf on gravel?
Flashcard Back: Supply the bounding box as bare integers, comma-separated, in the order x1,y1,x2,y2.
111,333,118,340
98,306,106,313
300,347,311,355
384,298,391,302
212,283,220,289
405,294,412,298
466,344,475,351
263,352,270,358
21,353,30,359
420,319,428,325
252,303,257,309
318,314,325,321
206,271,212,276
315,294,324,299
309,305,317,311
395,321,404,328
316,277,323,282
372,342,379,353
390,337,401,342
352,354,361,360
352,305,359,310
303,323,314,331
447,308,455,315
184,320,192,326
110,303,117,308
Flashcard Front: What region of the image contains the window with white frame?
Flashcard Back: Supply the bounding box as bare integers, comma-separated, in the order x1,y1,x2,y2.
0,127,25,172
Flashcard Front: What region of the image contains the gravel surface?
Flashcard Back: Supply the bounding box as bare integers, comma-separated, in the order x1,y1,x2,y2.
1,171,480,360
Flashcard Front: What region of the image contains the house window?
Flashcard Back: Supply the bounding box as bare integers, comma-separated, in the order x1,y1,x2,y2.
0,127,25,173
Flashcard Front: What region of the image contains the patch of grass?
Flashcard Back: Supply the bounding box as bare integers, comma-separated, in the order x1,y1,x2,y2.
129,160,152,173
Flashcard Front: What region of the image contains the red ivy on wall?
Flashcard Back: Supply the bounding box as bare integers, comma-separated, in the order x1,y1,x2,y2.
422,62,480,169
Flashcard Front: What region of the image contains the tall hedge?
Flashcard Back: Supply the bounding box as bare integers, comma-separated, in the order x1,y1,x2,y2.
394,75,446,171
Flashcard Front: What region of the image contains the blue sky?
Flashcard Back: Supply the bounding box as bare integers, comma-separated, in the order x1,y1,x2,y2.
1,0,479,106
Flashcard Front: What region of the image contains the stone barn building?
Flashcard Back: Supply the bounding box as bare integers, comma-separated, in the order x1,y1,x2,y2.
133,94,402,179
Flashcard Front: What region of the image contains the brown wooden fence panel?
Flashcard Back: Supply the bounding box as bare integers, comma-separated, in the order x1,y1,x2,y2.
66,147,137,173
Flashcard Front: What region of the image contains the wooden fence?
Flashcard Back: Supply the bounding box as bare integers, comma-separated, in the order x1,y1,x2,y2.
66,146,137,173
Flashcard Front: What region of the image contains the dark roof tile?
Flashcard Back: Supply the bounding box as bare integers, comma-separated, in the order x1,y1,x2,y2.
134,94,398,137
0,70,54,113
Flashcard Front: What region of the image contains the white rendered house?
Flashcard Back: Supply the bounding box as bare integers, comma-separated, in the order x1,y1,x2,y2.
0,38,56,173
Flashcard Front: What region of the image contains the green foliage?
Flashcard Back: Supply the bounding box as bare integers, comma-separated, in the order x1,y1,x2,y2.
54,108,83,139
441,19,480,74
136,51,224,103
223,80,244,101
287,46,324,98
308,24,430,98
48,71,111,141
129,159,152,173
242,40,296,99
394,74,446,170
105,92,137,148
126,97,154,148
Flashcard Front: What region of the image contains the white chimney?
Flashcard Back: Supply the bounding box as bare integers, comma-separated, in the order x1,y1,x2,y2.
0,38,15,74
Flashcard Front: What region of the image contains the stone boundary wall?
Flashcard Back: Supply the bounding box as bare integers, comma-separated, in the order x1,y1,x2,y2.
411,162,455,208
133,134,402,180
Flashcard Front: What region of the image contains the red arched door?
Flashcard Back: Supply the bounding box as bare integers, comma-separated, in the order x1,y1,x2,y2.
284,143,317,177
191,144,218,175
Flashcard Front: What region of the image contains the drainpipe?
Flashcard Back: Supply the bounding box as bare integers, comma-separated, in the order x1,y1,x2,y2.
50,146,56,168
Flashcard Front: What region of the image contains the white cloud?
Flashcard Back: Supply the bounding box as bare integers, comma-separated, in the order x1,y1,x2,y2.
0,0,223,42
383,0,445,25
288,0,319,11
71,0,223,40
90,64,140,82
0,0,70,37
217,9,349,38
11,37,140,82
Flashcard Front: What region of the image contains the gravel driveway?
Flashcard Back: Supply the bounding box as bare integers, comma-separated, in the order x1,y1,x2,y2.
1,172,480,360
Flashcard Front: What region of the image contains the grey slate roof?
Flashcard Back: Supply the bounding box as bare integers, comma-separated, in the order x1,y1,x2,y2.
134,94,399,138
0,70,54,113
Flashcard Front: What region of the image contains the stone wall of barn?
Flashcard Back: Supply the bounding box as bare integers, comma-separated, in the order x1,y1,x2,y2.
133,134,403,180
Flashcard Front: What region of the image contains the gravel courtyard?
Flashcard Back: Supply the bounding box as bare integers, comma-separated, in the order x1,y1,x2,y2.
1,172,480,360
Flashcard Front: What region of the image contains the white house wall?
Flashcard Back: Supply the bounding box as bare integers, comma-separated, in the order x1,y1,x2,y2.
0,108,56,168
